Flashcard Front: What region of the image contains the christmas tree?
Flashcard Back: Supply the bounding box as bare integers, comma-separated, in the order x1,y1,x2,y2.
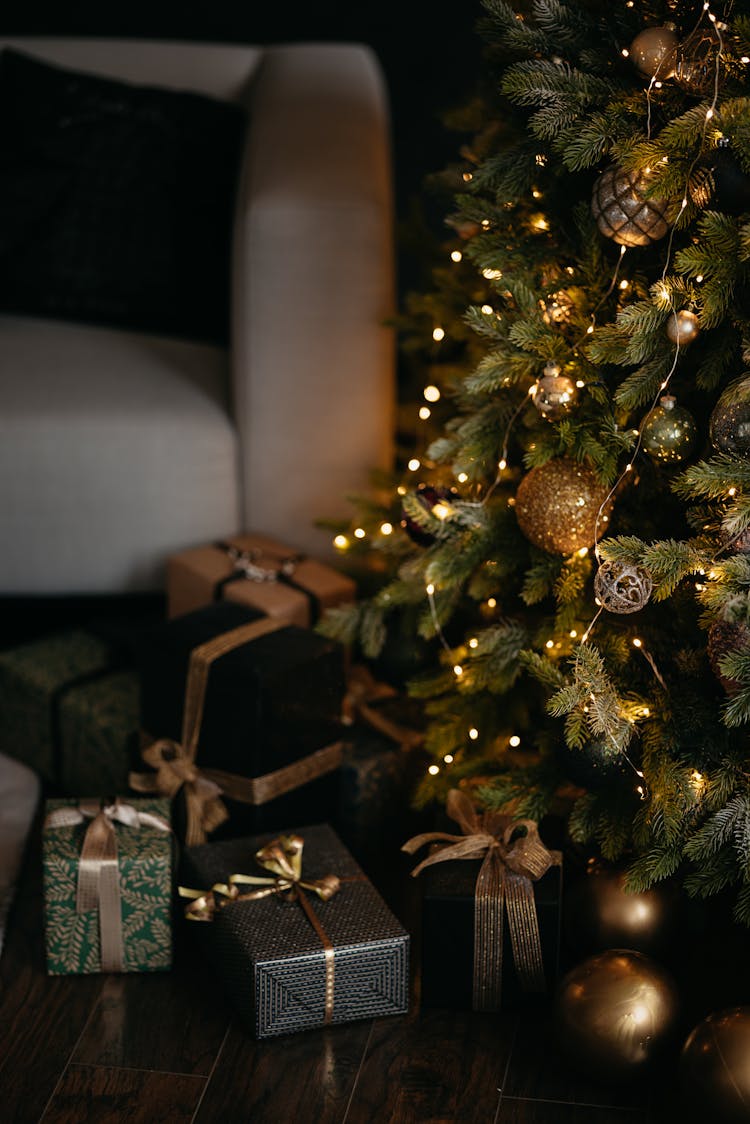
322,0,750,924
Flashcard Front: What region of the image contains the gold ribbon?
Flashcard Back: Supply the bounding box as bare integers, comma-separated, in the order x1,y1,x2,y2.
129,618,343,845
402,788,559,1011
44,799,171,974
341,664,424,751
179,834,341,1023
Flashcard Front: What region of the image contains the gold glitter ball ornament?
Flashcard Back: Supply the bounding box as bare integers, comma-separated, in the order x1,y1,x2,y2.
594,559,653,614
641,395,697,464
515,458,613,555
629,26,678,80
556,949,680,1080
591,165,669,247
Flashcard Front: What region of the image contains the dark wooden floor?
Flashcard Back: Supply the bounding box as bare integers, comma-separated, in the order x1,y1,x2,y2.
0,820,688,1124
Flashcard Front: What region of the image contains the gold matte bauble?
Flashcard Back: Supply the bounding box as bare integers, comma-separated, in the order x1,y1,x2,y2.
532,362,578,421
679,1008,750,1123
641,395,697,464
594,559,653,614
591,165,669,247
629,26,678,79
564,864,677,957
710,376,750,457
666,308,700,346
514,458,612,556
556,949,679,1079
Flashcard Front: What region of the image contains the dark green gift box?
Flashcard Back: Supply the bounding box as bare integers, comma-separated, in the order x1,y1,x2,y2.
43,796,173,975
0,630,138,793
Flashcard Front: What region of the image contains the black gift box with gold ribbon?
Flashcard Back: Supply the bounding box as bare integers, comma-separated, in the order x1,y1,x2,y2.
135,602,346,842
179,823,410,1038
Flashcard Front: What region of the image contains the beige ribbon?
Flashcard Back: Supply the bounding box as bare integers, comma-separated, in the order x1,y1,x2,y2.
44,799,171,973
402,789,559,1011
341,664,424,751
179,833,341,1023
129,618,343,846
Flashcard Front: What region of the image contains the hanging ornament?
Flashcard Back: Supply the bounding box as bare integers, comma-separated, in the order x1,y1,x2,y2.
674,24,721,97
555,950,679,1079
707,619,750,695
710,375,750,457
563,862,678,958
709,140,750,216
555,736,633,791
514,458,613,555
400,483,459,547
721,524,750,554
591,165,669,247
629,26,678,80
641,395,698,464
594,559,653,613
531,361,578,421
679,1008,750,1124
665,309,700,346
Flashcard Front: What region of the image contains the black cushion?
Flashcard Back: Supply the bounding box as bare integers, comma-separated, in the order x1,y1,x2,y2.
0,48,247,343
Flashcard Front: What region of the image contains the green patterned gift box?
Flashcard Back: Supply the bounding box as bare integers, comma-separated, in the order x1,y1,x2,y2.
43,796,173,975
0,630,138,793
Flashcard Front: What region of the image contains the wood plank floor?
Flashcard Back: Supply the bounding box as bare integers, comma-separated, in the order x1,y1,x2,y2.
0,820,688,1124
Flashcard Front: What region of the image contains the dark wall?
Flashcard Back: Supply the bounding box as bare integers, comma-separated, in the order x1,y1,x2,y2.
1,1,483,222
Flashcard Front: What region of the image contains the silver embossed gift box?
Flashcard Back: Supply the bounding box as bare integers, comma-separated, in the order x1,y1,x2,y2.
179,823,410,1038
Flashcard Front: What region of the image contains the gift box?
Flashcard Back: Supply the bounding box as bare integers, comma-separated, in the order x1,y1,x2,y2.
405,790,562,1011
178,823,410,1037
43,796,173,975
166,532,356,627
134,601,346,843
0,630,137,792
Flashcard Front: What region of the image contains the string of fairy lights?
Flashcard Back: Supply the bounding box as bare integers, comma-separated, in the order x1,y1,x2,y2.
332,1,745,786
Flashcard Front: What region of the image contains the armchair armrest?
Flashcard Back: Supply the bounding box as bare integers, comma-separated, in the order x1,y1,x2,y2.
231,43,396,557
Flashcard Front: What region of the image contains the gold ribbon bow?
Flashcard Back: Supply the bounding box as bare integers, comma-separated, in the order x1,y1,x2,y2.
179,834,341,1022
402,789,559,1011
342,664,424,751
129,618,343,846
44,799,171,974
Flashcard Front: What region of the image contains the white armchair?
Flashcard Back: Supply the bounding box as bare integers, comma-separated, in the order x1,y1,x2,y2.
0,38,395,593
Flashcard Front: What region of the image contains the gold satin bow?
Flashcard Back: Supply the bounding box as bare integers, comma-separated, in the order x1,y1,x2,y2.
402,788,558,1010
341,664,424,751
45,799,171,973
179,834,342,1023
131,737,228,847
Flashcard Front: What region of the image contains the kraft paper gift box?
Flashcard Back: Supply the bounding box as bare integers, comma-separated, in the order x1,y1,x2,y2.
404,790,562,1011
133,601,346,843
178,823,410,1037
0,630,138,793
166,532,356,627
43,796,173,975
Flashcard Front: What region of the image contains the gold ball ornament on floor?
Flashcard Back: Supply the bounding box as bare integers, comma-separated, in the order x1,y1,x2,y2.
531,361,578,421
563,863,677,958
629,26,678,79
591,165,669,247
641,395,698,464
679,1008,750,1123
514,458,612,556
665,308,700,346
710,375,750,457
555,949,679,1080
594,559,653,614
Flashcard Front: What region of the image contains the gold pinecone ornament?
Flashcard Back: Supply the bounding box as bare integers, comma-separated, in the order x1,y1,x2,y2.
591,165,669,247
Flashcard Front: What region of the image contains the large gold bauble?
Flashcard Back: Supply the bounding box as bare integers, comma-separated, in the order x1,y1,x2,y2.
556,949,679,1079
515,458,612,556
679,1008,750,1123
629,26,678,79
591,165,669,248
564,863,677,958
665,308,700,346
